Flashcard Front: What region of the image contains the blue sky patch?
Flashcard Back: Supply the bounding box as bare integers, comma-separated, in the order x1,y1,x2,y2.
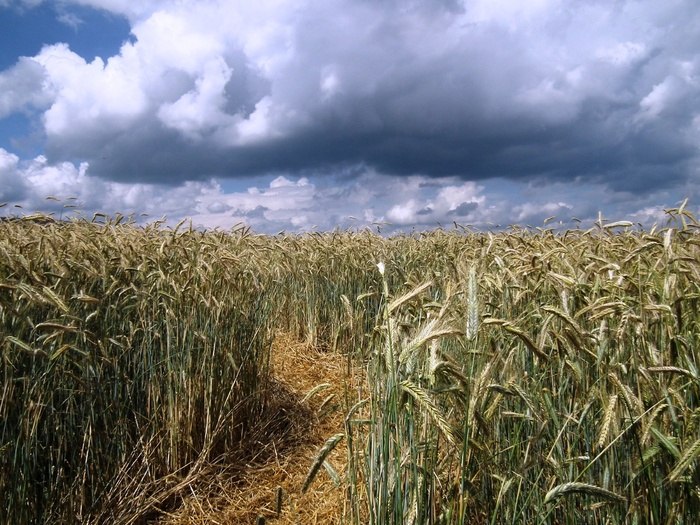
0,2,131,70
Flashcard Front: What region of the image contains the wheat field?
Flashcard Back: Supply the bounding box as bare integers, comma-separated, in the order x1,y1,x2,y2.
1,205,699,524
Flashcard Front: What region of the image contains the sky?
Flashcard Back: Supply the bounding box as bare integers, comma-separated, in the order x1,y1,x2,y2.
0,0,699,233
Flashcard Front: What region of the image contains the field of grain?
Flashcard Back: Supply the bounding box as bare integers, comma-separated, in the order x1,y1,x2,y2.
1,206,699,524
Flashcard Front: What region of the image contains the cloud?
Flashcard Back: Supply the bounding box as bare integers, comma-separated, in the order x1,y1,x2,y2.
637,76,691,122
0,150,221,221
56,10,82,29
0,148,28,201
33,42,148,135
206,200,231,214
0,150,692,233
0,0,698,231
0,0,695,185
448,202,478,216
157,56,234,139
513,201,573,225
58,0,159,21
0,57,53,118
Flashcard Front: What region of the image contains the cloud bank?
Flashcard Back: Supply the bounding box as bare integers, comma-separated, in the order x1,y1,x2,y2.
0,0,698,231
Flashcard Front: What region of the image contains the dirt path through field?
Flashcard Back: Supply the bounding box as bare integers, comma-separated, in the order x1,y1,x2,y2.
158,333,360,524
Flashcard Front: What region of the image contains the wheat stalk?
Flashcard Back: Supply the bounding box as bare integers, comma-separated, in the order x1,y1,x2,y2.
465,265,479,341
